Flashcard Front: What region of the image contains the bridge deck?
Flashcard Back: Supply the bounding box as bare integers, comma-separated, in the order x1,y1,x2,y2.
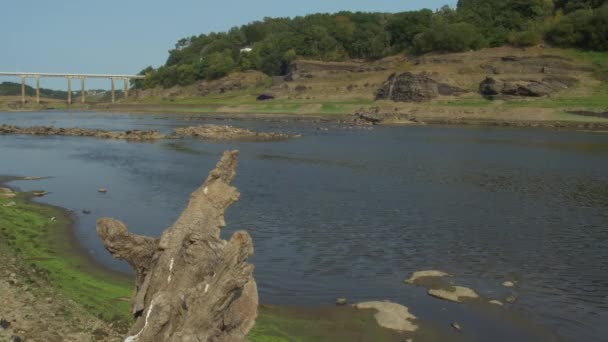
0,72,145,79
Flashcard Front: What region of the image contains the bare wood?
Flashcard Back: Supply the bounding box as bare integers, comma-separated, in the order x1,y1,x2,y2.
97,150,258,341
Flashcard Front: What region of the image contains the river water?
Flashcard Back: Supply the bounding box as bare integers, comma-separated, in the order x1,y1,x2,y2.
1,111,607,341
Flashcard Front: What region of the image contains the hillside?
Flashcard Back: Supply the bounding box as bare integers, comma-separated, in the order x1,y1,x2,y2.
133,0,608,90
116,46,608,127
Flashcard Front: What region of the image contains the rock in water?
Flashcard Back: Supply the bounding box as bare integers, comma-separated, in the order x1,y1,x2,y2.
97,151,258,342
502,280,516,288
427,286,479,303
405,270,449,284
354,301,418,332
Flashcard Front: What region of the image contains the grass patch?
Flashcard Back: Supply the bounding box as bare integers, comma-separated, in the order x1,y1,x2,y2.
565,49,608,83
0,190,133,323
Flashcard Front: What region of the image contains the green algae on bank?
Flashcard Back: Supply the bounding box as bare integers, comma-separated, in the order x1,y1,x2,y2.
0,180,410,341
0,182,133,323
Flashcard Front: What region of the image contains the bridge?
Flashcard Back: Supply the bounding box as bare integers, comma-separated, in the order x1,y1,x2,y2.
0,72,145,105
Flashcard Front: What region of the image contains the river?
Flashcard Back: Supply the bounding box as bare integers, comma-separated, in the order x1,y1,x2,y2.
1,111,607,341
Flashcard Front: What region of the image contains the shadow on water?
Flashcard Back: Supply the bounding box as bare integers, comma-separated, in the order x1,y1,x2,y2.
163,141,214,156
257,153,366,170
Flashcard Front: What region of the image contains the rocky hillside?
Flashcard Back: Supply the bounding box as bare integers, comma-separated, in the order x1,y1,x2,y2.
131,46,603,106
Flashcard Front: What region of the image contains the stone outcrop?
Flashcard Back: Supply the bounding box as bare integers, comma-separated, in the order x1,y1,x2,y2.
352,107,419,126
173,125,296,141
0,125,166,141
97,151,258,342
479,75,578,99
376,72,464,102
481,55,592,75
0,124,299,142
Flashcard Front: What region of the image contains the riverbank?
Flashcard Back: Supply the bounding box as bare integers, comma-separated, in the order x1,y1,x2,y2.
0,179,131,341
0,179,419,341
3,99,608,131
2,47,607,130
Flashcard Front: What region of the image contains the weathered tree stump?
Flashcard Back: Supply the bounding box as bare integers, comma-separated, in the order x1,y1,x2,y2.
97,150,258,341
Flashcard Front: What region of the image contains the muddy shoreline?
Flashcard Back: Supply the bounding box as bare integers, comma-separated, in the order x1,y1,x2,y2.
0,123,298,141
87,107,608,131
0,176,132,281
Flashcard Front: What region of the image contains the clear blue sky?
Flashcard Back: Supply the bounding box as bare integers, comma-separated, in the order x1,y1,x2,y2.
1,0,456,90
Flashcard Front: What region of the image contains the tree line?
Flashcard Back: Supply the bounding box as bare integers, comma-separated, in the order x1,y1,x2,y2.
134,0,608,89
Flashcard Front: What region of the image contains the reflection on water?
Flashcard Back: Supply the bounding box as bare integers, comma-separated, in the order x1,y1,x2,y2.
1,112,608,341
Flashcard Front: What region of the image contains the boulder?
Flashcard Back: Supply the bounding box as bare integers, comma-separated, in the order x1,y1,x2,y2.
376,72,464,102
427,286,480,303
405,270,449,284
480,76,578,99
256,94,275,101
376,72,439,102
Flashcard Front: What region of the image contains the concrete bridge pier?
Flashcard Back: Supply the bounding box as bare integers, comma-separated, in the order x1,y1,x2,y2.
67,77,72,105
35,77,40,104
123,78,129,101
111,78,115,103
81,78,86,103
21,77,25,104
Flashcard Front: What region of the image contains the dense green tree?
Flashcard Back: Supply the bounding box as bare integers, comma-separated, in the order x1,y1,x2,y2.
387,9,434,51
134,1,608,89
205,50,236,79
413,22,487,53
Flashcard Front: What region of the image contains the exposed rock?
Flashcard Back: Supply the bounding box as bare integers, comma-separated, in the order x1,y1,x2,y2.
489,300,504,306
428,286,479,303
82,210,92,215
354,301,418,332
505,295,517,304
0,187,16,199
376,72,464,102
0,125,166,141
3,201,17,207
173,125,297,142
353,107,419,126
502,281,516,288
32,191,47,197
335,298,347,306
405,270,449,284
98,188,108,193
97,151,258,342
256,94,275,101
451,321,463,332
480,76,578,99
482,55,591,75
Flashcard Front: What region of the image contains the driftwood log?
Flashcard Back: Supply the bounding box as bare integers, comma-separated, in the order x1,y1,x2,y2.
97,150,258,341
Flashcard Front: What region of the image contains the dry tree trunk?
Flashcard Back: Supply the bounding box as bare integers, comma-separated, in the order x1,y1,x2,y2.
97,150,258,342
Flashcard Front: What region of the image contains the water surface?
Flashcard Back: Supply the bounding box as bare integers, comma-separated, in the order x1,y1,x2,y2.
1,111,607,341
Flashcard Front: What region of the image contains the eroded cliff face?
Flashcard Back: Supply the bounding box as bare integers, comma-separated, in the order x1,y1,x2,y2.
97,151,258,342
375,72,465,102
